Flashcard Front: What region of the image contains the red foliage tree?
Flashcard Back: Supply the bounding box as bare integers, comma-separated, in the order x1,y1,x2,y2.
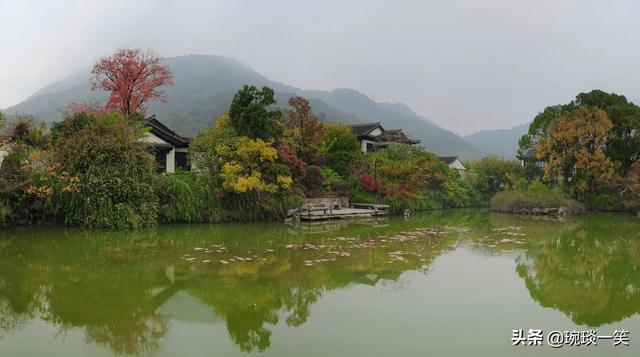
278,147,307,178
91,49,173,117
286,96,324,160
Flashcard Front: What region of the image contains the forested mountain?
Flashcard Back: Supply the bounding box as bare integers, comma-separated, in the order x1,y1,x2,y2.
4,55,479,157
464,122,530,159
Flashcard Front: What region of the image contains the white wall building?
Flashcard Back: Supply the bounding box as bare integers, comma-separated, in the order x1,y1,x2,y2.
141,116,191,173
350,122,420,153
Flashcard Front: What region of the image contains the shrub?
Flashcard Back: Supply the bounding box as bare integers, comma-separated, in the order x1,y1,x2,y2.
468,156,523,199
4,114,49,149
52,112,154,176
45,112,158,228
514,178,529,192
278,147,307,178
581,193,640,212
490,189,582,213
153,172,224,223
349,189,377,204
189,114,238,181
66,166,158,228
322,123,361,176
362,174,383,193
303,165,325,197
221,191,303,221
527,179,550,194
321,167,347,196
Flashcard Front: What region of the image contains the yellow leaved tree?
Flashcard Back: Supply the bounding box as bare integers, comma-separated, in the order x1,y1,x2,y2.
536,107,618,196
220,137,291,194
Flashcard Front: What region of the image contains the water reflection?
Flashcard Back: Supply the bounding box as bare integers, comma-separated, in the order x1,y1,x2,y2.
0,210,639,355
513,214,640,327
0,214,458,354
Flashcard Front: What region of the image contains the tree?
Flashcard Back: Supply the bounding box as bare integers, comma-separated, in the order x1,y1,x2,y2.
322,123,360,176
285,96,324,160
520,90,640,174
468,155,523,199
91,49,173,117
572,90,640,173
189,113,239,182
220,137,290,194
0,111,5,130
536,107,618,195
518,105,571,150
228,85,282,140
190,112,292,195
323,123,359,153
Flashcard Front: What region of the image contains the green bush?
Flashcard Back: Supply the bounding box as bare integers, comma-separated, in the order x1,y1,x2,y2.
60,166,158,228
514,178,529,192
443,177,480,208
349,189,377,204
527,179,550,194
581,193,640,212
467,156,523,200
221,191,303,221
153,172,224,223
153,172,302,223
0,112,161,228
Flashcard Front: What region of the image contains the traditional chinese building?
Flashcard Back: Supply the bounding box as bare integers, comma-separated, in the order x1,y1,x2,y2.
350,122,420,154
140,115,191,173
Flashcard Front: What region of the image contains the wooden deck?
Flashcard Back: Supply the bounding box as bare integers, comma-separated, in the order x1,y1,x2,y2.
294,203,390,221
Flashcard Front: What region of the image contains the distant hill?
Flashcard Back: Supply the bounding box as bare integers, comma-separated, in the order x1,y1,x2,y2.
4,54,479,158
464,122,530,159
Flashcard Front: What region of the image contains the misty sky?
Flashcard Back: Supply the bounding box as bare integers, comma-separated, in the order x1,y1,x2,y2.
1,0,640,135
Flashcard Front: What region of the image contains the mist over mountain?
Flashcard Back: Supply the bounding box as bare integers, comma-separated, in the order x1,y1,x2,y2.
4,54,481,158
464,122,530,159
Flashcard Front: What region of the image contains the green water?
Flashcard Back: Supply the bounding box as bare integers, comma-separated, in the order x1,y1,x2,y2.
0,209,638,356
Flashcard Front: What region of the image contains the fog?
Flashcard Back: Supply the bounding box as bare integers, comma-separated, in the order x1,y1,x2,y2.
1,0,639,135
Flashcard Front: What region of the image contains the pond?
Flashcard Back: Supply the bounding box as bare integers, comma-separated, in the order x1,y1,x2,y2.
0,209,638,356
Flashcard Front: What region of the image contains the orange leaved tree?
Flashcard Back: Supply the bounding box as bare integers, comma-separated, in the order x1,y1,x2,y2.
536,106,618,195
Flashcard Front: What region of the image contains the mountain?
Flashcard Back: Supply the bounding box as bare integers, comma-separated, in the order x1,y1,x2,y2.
4,54,479,158
464,122,530,159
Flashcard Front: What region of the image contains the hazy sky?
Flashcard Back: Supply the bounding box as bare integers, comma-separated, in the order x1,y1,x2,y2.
1,0,640,135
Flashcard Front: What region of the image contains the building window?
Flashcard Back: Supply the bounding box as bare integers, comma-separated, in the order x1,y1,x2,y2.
154,149,167,173
366,142,374,152
175,152,190,171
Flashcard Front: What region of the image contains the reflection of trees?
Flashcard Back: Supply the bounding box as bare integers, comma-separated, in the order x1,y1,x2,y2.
83,315,167,356
283,286,321,327
0,212,461,354
183,232,453,352
0,235,169,355
0,299,29,339
516,214,640,327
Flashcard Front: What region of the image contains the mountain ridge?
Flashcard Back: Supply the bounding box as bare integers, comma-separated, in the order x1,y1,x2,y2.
4,54,480,158
464,122,530,159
